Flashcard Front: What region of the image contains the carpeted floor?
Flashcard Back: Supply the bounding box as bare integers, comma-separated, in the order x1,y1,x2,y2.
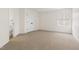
1,30,79,50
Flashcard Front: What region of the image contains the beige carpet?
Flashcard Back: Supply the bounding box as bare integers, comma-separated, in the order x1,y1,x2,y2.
1,30,79,50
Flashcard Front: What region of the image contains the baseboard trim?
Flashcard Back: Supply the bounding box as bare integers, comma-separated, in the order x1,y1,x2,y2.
18,29,39,36
38,29,72,34
17,29,72,36
72,34,79,41
0,39,9,48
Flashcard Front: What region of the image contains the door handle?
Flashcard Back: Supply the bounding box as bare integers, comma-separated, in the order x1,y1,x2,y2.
31,22,33,24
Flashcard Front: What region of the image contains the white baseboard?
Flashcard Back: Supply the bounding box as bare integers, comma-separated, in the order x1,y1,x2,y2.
38,29,72,34
0,39,9,48
18,29,39,35
72,34,79,41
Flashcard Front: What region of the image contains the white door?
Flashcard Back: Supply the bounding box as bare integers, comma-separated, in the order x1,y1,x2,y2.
25,16,35,33
24,9,34,33
24,9,38,33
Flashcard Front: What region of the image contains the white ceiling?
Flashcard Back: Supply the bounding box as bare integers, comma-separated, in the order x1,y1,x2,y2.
32,8,64,12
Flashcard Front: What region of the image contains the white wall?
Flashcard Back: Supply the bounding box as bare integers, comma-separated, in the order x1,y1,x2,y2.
0,8,9,48
72,9,79,40
19,8,25,33
39,9,72,33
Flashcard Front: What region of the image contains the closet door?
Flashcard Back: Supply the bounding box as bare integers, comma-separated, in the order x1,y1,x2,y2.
25,15,35,32
24,9,35,33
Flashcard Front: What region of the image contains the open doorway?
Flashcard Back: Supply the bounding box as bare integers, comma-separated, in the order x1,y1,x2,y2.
9,9,14,39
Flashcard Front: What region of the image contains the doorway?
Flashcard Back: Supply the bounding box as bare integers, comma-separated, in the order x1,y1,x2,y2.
9,9,14,39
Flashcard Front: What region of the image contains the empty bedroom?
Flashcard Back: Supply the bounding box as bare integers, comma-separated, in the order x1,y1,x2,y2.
0,8,79,50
